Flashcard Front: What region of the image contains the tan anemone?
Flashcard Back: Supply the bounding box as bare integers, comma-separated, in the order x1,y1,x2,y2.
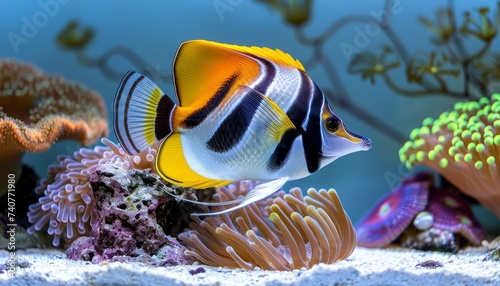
0,59,108,195
179,181,356,270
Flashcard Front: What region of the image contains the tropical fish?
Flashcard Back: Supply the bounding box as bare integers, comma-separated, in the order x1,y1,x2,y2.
114,40,371,215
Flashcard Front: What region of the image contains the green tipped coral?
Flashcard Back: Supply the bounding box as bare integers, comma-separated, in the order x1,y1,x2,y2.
399,93,500,218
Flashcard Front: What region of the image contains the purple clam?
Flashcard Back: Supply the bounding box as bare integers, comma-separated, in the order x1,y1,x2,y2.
426,187,486,245
355,173,431,248
356,171,487,250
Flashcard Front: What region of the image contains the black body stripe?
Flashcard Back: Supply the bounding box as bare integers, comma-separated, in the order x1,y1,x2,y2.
155,95,174,140
247,55,276,94
206,56,277,153
114,71,136,153
183,73,239,129
267,128,301,171
286,70,312,127
206,91,259,152
301,83,324,173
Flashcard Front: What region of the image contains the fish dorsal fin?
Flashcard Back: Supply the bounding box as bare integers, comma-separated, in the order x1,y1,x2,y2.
156,132,231,189
173,40,304,108
213,42,305,71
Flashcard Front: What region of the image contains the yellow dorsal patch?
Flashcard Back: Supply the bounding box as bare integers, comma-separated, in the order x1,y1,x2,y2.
212,41,305,71
156,132,231,189
172,40,304,109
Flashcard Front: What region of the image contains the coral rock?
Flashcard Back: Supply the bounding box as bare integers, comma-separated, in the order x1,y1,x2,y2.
66,164,193,266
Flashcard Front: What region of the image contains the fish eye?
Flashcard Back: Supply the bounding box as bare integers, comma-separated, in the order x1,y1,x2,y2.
325,118,341,133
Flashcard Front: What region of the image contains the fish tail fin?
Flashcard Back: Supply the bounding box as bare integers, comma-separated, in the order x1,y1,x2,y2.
114,71,175,155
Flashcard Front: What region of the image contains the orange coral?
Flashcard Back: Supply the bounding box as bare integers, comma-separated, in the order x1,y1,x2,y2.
0,59,108,194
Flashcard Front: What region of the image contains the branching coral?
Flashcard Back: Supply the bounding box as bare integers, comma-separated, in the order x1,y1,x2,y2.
399,94,500,218
179,181,355,270
27,138,159,246
0,58,108,195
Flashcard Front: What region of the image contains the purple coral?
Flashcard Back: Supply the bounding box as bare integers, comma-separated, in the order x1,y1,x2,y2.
426,187,486,245
27,138,158,246
66,164,193,266
355,175,430,248
356,171,487,250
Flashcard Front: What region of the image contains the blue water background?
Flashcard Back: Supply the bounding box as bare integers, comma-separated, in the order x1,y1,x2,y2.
1,0,498,231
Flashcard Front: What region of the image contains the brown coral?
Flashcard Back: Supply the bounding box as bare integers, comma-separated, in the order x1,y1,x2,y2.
27,138,159,246
0,58,108,194
179,181,356,270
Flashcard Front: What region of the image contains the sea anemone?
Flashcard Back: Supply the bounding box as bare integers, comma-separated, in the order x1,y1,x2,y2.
399,94,500,218
179,181,356,270
27,138,158,246
0,58,108,195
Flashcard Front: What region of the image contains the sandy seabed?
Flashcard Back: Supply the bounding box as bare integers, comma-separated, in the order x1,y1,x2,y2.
1,247,499,286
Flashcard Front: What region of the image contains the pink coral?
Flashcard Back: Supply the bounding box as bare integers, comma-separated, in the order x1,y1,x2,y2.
27,138,158,246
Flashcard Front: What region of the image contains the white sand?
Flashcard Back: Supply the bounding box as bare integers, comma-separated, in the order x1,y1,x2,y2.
1,247,499,286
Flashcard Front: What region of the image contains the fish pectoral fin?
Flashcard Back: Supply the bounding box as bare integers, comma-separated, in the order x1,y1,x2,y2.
191,177,289,216
238,85,297,141
114,71,175,155
156,132,231,189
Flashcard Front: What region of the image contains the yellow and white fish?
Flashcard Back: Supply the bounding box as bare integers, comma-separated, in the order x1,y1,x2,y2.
114,40,371,215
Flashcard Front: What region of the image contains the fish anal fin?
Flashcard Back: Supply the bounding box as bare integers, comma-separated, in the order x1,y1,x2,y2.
192,177,289,216
156,132,231,189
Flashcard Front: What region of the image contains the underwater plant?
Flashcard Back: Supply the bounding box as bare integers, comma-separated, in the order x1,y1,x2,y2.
399,94,500,219
27,138,159,246
0,58,108,196
356,172,486,253
256,0,312,27
179,180,356,270
57,21,171,83
347,3,500,99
